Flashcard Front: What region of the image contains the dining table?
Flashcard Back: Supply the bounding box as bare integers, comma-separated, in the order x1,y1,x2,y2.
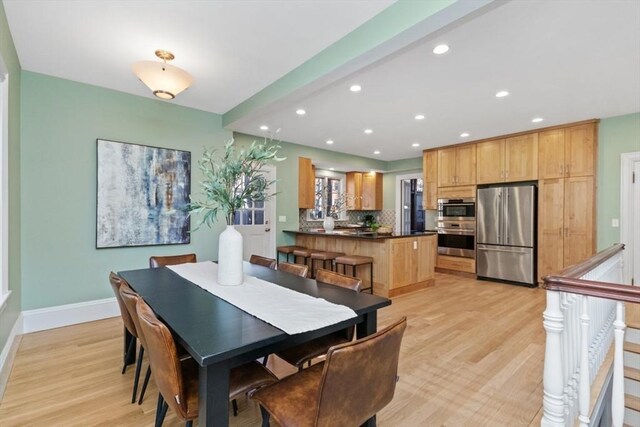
119,261,392,427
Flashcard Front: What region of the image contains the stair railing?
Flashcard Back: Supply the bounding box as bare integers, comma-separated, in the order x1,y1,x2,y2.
542,244,638,427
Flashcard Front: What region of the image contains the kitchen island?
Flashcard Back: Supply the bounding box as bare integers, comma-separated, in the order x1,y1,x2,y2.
285,230,437,297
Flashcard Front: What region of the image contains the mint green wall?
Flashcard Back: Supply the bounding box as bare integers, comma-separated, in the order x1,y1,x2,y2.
20,72,231,310
597,113,640,250
0,1,22,352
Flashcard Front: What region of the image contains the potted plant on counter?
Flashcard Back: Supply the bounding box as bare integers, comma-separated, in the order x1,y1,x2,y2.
189,139,283,285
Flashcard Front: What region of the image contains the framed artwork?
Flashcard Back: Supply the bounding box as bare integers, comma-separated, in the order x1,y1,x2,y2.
96,139,191,248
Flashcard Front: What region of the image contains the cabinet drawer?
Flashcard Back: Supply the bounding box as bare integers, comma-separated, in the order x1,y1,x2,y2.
436,255,476,273
437,186,476,199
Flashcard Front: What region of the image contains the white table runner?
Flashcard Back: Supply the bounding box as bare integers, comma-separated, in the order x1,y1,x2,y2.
167,261,357,335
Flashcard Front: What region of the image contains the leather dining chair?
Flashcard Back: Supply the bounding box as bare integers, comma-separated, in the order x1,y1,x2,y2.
276,261,308,278
149,253,197,268
252,317,407,427
135,298,278,426
108,272,143,403
269,269,361,371
249,254,277,270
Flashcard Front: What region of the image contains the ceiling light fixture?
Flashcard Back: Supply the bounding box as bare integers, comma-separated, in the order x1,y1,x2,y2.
329,167,335,171
532,117,544,123
296,109,306,116
350,84,362,92
433,44,450,55
460,132,470,138
132,50,193,100
364,129,373,134
373,150,381,155
495,90,510,98
412,143,420,147
415,114,425,120
260,125,269,131
326,140,334,145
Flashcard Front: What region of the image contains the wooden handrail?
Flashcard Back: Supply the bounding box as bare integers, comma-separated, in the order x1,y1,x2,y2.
556,243,625,279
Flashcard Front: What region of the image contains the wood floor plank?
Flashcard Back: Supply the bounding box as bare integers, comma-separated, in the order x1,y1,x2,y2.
0,273,546,426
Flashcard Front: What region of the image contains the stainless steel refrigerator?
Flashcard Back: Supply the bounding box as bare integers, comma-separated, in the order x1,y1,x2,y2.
476,184,536,286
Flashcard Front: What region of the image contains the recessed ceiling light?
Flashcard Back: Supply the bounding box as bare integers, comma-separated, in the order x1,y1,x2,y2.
364,129,373,134
296,109,306,115
460,132,470,138
495,90,510,98
433,44,449,55
373,150,381,155
415,114,425,120
326,139,334,145
532,117,544,123
260,125,269,131
350,84,362,92
412,143,420,148
329,167,335,171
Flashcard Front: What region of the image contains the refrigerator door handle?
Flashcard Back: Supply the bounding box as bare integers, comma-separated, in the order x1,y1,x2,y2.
505,188,510,244
478,247,527,254
497,189,502,243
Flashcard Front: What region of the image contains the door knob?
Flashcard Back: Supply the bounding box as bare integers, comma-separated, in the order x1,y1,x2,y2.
265,228,271,232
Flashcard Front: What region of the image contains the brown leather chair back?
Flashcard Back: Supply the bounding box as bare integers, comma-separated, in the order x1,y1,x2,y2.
109,272,137,337
277,262,308,277
119,286,147,349
136,298,190,419
149,253,197,268
315,317,407,426
249,254,277,270
315,268,362,292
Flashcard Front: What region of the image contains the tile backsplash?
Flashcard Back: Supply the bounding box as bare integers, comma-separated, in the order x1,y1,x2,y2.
299,209,397,231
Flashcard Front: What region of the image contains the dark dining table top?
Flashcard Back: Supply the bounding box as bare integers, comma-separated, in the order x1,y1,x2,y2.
119,262,391,367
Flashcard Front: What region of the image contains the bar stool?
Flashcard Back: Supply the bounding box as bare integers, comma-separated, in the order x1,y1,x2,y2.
334,255,374,294
310,251,344,278
292,248,313,270
276,245,306,264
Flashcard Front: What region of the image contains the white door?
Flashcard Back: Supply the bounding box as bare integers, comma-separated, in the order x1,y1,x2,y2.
234,165,276,260
633,160,640,285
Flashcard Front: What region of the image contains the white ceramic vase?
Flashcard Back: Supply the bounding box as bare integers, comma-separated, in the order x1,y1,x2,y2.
217,225,244,286
323,216,335,232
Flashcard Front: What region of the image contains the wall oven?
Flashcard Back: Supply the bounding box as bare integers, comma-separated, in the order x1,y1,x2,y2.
438,198,475,221
437,198,476,258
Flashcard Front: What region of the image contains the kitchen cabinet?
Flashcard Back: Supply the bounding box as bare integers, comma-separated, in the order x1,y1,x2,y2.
422,151,438,210
298,157,315,209
437,185,475,199
389,235,436,288
538,176,595,282
436,255,476,274
538,123,596,179
476,134,538,184
437,145,476,187
346,171,383,211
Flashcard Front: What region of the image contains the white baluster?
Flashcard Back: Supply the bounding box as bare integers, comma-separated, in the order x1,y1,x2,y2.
578,295,591,427
543,290,566,427
612,301,626,427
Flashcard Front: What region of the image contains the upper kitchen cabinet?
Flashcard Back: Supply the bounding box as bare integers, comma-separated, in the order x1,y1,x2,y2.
437,144,476,187
476,134,538,184
422,151,438,210
298,157,315,209
346,171,383,211
538,122,597,179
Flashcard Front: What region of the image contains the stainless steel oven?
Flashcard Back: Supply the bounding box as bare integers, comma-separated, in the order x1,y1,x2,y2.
437,220,476,258
438,198,475,221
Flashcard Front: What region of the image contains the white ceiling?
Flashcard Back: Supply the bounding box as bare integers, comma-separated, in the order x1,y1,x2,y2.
4,1,640,162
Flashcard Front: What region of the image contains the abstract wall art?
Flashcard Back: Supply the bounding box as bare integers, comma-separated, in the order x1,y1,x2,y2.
96,139,191,248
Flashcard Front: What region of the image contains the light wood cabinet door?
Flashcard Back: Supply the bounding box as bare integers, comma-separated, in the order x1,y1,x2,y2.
346,172,362,210
538,178,565,281
389,239,417,288
417,236,436,282
437,148,457,187
564,176,594,267
423,151,438,209
565,123,596,177
476,139,505,184
298,157,315,209
455,145,477,185
505,133,538,182
361,172,382,210
538,129,565,179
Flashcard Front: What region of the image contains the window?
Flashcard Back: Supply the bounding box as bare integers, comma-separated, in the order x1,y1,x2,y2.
0,56,9,310
307,172,346,221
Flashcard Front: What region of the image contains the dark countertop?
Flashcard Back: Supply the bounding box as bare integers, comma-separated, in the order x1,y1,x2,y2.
284,229,437,240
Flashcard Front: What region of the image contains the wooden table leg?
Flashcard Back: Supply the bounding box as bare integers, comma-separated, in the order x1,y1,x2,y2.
198,361,230,427
357,311,378,427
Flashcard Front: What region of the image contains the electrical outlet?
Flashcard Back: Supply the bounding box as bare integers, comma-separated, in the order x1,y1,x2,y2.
611,218,619,227
278,216,287,223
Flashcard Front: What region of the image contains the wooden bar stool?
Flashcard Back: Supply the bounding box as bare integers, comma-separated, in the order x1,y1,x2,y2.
310,251,344,278
334,255,374,294
276,245,306,264
292,248,313,270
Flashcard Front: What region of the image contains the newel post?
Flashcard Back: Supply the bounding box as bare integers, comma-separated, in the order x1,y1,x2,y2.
612,301,626,427
578,295,591,427
542,290,566,427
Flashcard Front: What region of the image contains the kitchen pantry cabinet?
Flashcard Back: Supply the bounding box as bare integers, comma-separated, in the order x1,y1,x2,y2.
437,145,476,187
422,151,438,210
298,157,315,209
538,123,596,179
346,171,383,211
476,134,538,184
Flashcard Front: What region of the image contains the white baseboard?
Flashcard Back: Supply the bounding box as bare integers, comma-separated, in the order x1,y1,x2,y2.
0,312,23,400
22,297,119,334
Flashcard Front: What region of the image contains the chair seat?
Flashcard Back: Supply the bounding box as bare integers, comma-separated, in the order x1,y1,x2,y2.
310,251,344,261
251,363,325,427
277,245,306,254
276,331,351,368
335,255,373,266
229,361,279,400
293,248,313,258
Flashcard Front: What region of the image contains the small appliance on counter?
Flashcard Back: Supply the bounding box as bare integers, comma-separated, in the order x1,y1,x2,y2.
476,183,537,287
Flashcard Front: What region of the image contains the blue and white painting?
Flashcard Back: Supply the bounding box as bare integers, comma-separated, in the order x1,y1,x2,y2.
96,139,191,248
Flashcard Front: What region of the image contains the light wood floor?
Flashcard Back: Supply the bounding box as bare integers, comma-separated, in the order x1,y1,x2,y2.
0,273,546,426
